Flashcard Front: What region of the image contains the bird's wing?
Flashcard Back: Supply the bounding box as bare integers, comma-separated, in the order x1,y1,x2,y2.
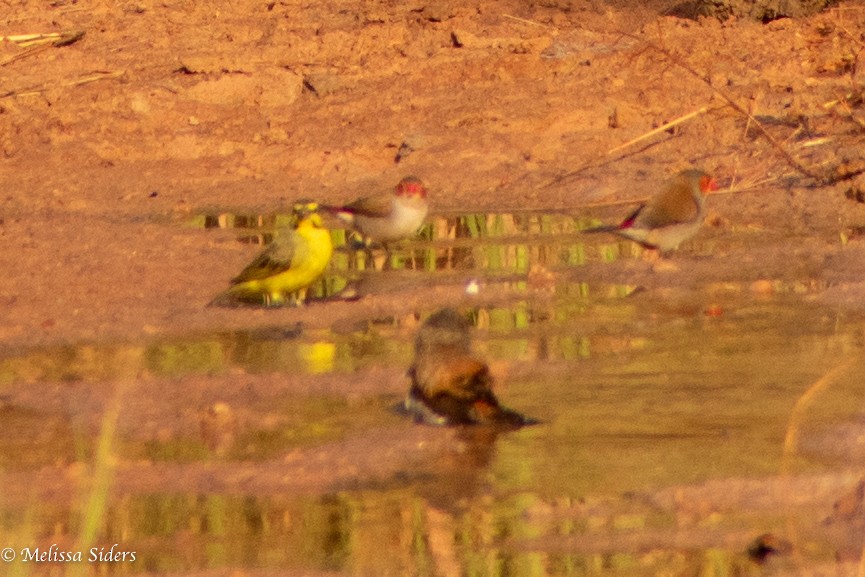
413,355,491,399
342,194,393,218
230,234,298,283
633,181,700,229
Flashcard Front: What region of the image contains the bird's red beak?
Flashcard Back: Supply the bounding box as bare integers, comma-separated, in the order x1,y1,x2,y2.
700,175,719,194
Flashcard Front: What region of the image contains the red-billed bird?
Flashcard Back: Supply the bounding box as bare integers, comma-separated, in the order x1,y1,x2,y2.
584,169,718,252
323,176,428,245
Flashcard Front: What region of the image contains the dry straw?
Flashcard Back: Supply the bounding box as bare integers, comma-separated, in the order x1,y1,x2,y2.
0,30,84,67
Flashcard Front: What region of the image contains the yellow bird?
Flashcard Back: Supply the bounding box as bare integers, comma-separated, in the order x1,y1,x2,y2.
210,202,333,307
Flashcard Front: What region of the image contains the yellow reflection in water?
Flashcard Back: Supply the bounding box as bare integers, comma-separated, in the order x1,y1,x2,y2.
298,342,336,374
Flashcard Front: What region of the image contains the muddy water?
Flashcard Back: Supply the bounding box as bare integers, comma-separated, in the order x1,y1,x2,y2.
1,211,864,575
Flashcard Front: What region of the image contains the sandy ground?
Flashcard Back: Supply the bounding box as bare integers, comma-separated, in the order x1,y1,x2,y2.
2,0,865,351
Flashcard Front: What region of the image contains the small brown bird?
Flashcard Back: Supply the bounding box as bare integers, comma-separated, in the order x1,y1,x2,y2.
405,308,535,428
584,169,718,252
323,176,429,245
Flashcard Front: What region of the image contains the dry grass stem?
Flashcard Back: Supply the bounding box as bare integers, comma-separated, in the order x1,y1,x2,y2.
604,26,836,183
607,106,711,155
540,107,713,190
798,136,835,148
827,90,865,129
712,175,779,195
0,30,84,47
636,40,824,182
0,30,85,67
502,14,551,28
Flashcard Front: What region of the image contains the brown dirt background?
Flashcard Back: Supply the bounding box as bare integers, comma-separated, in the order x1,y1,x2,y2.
2,0,865,348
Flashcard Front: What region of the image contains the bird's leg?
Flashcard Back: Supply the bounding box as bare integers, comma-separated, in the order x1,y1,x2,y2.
291,288,308,307
640,247,662,264
265,292,287,307
380,242,395,271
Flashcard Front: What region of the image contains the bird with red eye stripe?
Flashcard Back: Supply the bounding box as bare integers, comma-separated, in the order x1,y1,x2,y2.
584,169,719,253
323,176,429,247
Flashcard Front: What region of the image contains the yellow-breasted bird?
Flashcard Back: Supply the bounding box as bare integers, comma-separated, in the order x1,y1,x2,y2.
583,169,718,253
322,176,429,245
405,308,535,428
210,201,333,307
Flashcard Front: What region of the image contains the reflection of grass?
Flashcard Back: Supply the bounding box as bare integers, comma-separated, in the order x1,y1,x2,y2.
0,407,77,469
461,213,485,238
5,506,36,577
68,383,124,577
192,208,634,279
146,341,225,376
0,327,413,386
0,344,148,387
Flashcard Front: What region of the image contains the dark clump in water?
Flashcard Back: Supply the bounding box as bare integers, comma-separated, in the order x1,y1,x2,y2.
403,308,538,428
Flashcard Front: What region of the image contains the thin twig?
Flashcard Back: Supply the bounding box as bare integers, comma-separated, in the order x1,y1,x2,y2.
0,43,52,67
833,8,865,50
619,34,824,183
1,70,124,99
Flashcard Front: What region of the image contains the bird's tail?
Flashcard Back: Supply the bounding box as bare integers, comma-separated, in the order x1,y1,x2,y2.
319,203,351,215
319,204,357,227
581,224,620,234
470,398,540,429
207,285,283,308
207,288,244,308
